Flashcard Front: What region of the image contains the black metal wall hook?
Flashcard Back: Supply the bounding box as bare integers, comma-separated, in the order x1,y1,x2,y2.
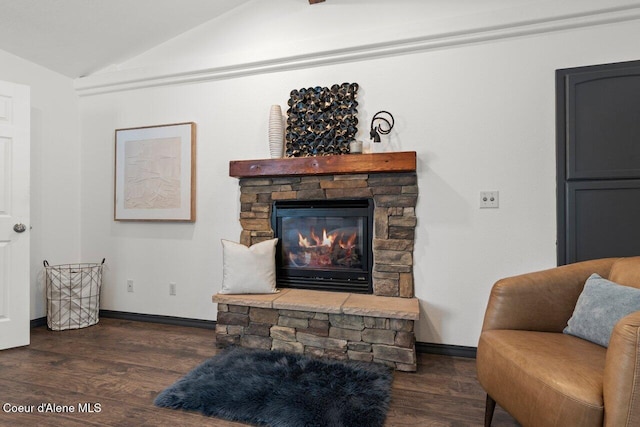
370,111,395,142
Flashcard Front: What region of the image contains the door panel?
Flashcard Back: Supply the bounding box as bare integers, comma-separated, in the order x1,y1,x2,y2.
557,60,640,265
566,181,640,263
0,136,9,320
0,80,30,350
568,70,640,180
0,137,8,214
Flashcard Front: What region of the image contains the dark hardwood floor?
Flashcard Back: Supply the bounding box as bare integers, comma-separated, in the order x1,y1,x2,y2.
0,319,519,426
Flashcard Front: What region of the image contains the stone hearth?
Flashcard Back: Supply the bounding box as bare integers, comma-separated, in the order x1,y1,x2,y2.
214,289,419,371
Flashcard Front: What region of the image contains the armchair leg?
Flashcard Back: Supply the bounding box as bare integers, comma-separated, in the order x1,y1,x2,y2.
484,394,496,427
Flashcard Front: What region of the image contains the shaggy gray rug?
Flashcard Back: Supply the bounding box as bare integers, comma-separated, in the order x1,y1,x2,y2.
154,346,393,427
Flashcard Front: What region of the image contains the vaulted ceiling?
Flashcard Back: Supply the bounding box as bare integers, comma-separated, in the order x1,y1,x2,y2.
0,0,251,78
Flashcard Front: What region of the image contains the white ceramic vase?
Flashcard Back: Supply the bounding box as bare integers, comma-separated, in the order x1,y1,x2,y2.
268,105,284,158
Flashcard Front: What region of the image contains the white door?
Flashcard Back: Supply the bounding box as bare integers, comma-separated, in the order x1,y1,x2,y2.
0,80,30,350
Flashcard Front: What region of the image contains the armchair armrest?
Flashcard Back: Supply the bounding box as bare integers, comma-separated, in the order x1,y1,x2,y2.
604,311,640,427
482,258,616,332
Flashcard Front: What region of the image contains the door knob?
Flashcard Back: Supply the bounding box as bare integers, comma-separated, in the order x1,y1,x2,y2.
13,223,26,233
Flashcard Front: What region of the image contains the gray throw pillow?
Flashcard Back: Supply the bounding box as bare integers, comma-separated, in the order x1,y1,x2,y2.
563,273,640,347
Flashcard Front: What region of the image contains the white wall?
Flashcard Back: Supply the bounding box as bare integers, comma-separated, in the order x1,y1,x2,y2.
77,0,640,346
0,49,81,320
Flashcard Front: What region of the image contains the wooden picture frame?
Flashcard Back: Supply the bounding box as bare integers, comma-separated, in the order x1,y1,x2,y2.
114,122,196,222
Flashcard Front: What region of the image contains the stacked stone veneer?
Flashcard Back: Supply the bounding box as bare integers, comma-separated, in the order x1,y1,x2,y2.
238,172,418,297
216,304,416,371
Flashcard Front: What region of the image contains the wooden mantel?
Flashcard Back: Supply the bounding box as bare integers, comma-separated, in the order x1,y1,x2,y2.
229,151,416,178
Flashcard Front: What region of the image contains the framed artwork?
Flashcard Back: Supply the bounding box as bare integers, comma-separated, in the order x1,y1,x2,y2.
114,122,196,222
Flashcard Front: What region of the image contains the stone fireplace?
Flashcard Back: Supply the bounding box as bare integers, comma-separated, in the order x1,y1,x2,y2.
234,152,418,298
214,152,420,371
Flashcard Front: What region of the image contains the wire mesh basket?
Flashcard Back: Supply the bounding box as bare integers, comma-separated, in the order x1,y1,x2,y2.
44,259,105,331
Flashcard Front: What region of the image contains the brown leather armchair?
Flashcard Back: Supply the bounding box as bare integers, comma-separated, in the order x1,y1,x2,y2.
477,257,640,427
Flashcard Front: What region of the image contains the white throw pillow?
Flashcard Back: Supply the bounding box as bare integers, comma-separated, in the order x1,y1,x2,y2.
219,238,278,294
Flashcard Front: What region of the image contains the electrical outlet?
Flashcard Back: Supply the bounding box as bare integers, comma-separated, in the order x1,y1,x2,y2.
127,279,134,293
480,191,499,209
169,282,176,296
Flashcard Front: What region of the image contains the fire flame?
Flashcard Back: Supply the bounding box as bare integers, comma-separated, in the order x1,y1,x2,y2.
321,229,334,246
339,232,357,250
298,232,311,248
298,228,355,249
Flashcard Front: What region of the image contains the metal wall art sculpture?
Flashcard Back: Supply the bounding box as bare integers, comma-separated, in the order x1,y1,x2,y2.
370,111,395,142
285,83,359,157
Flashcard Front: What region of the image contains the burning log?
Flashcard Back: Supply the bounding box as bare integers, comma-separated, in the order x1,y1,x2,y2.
286,227,360,268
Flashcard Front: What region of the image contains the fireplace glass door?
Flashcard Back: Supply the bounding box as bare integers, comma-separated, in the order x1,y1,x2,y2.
272,199,373,293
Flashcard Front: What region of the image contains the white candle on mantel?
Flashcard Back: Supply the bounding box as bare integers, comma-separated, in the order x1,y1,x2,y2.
349,140,363,154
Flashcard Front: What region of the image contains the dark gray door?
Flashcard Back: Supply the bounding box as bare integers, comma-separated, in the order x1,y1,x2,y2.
557,60,640,265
